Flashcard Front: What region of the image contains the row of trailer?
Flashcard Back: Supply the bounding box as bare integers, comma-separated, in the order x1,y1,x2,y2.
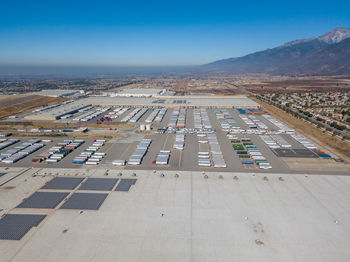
145,108,160,123
239,114,258,129
194,109,212,129
271,135,291,148
231,137,272,169
33,140,84,164
0,139,19,151
144,108,167,123
208,134,227,168
120,108,143,122
196,133,226,168
168,108,186,128
32,103,60,113
145,108,166,123
154,108,167,122
0,139,44,163
197,134,211,167
246,115,268,129
72,140,106,165
214,109,239,129
73,106,110,122
155,150,170,165
262,114,294,133
173,134,185,150
290,134,317,150
105,107,129,120
259,135,291,148
197,151,211,167
129,108,148,123
104,107,166,124
128,138,152,165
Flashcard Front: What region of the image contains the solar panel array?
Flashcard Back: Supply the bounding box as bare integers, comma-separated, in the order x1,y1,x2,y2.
17,192,69,209
172,99,187,104
78,178,118,191
60,193,108,210
41,177,84,190
152,99,166,104
3,177,137,240
115,179,137,191
0,214,46,240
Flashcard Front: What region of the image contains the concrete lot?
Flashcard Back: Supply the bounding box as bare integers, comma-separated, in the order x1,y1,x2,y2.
1,168,350,261
1,98,349,262
0,108,349,175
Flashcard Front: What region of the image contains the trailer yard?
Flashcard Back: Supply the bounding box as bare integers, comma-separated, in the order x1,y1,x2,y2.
0,96,348,174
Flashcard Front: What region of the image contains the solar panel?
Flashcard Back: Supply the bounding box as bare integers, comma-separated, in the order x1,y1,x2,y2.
60,193,108,210
0,214,46,240
272,148,318,158
272,148,295,157
78,178,118,191
152,99,165,104
293,149,318,158
115,179,137,192
41,177,84,190
17,192,69,209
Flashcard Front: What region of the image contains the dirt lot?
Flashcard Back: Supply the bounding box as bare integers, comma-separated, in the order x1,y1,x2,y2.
243,76,350,94
251,97,350,162
282,158,350,172
0,95,65,119
190,88,245,96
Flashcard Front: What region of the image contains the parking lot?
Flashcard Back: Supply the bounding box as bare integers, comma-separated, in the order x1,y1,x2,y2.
0,108,348,174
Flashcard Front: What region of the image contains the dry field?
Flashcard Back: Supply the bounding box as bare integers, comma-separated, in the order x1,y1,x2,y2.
242,76,350,94
282,158,350,172
0,95,65,119
190,87,246,96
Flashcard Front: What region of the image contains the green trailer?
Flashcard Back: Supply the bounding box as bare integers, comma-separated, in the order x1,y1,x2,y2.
233,144,245,150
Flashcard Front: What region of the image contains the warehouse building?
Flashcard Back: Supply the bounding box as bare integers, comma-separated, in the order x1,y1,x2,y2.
109,88,166,97
32,89,84,98
24,102,91,121
1,169,350,261
83,95,259,108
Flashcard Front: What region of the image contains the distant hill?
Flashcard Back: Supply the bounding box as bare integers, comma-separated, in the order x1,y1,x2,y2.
205,28,350,75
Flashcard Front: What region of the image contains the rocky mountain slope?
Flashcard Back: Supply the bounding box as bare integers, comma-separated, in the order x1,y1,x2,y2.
205,28,350,75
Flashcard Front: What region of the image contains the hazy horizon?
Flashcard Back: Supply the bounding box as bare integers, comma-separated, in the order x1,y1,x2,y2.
1,0,350,67
0,65,202,78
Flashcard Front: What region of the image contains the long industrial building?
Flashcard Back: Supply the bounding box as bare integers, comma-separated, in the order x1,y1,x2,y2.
1,168,350,262
84,95,259,108
109,88,167,97
24,102,91,121
23,95,259,121
31,89,84,98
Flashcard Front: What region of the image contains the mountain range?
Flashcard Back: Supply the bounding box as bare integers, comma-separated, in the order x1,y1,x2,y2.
205,28,350,75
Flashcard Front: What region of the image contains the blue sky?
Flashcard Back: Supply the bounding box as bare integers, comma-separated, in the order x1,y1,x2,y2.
0,0,349,66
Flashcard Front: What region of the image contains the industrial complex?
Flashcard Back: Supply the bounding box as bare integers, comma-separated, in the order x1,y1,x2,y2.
109,88,167,97
31,89,85,98
0,88,349,262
